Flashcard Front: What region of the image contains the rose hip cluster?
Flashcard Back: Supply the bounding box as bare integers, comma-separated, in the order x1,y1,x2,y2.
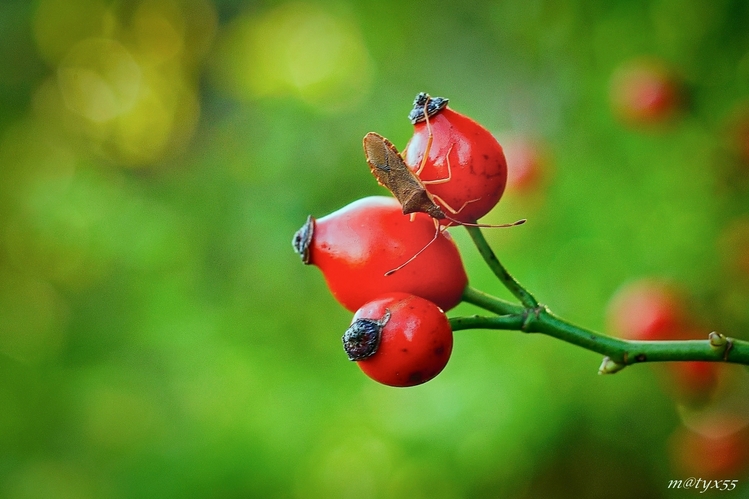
293,93,509,387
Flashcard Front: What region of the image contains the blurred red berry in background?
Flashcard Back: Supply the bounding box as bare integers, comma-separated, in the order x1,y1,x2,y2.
667,358,720,406
497,134,548,193
670,419,749,479
606,279,688,341
609,59,681,126
607,280,720,404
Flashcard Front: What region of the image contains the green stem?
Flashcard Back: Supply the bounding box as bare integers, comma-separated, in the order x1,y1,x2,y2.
464,226,539,308
461,286,524,316
450,314,524,331
451,299,749,369
460,221,749,370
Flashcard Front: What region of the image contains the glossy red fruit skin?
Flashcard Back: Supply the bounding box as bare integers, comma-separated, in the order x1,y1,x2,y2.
403,107,507,224
606,280,687,341
305,196,467,312
350,293,453,387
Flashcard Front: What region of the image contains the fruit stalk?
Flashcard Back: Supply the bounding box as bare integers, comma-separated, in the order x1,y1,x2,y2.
464,225,538,308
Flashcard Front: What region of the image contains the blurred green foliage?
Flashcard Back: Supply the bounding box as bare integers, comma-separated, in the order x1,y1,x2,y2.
1,0,749,497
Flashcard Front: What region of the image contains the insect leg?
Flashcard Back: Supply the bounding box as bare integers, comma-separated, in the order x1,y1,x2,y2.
384,218,447,276
424,153,525,228
429,192,480,215
422,144,454,185
413,99,434,178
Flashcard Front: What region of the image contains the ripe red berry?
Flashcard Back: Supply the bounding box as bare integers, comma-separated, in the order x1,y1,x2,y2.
402,93,508,224
342,292,453,387
606,279,687,341
609,59,681,125
292,196,467,312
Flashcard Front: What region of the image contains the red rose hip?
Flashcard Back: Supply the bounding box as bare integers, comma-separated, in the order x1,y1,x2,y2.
343,293,453,387
403,93,508,224
292,196,468,312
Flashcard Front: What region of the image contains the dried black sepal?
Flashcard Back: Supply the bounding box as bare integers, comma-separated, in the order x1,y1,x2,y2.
342,310,391,361
292,215,315,264
408,92,449,124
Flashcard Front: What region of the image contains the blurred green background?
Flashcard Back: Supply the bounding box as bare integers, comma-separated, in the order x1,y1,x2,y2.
2,0,749,497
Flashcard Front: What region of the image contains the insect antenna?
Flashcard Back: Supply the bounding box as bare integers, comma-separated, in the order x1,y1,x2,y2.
442,216,527,228
384,217,526,276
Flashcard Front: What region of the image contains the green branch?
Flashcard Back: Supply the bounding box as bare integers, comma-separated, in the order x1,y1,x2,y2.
458,227,749,372
464,225,539,309
461,286,523,316
451,309,749,372
450,314,524,331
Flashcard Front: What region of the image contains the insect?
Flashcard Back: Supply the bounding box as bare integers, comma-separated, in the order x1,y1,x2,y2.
363,132,524,227
363,132,446,219
363,96,524,275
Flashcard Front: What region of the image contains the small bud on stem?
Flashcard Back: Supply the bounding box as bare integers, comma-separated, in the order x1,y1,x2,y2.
709,331,727,348
599,356,627,375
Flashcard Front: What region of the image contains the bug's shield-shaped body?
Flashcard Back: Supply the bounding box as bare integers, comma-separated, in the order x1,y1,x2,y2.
363,132,445,220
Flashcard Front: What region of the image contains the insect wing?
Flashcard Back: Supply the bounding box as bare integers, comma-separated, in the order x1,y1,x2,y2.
363,132,444,218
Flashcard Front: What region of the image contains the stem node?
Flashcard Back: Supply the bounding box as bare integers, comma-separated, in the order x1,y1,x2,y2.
521,306,545,332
